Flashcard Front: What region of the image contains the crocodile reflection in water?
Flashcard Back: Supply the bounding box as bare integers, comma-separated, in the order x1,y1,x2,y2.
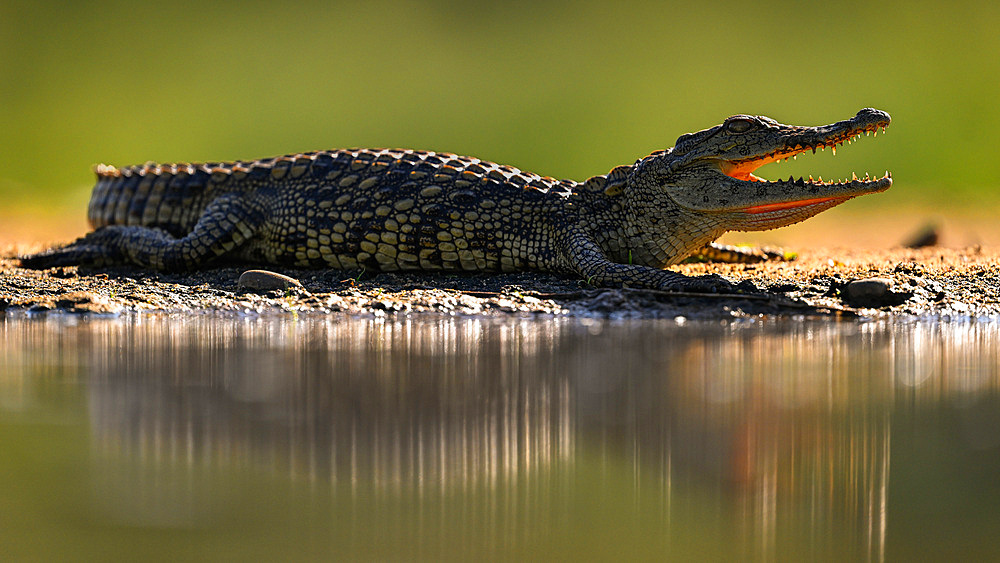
77,316,892,558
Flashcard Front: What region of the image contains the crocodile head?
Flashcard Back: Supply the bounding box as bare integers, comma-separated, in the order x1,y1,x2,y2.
637,108,892,231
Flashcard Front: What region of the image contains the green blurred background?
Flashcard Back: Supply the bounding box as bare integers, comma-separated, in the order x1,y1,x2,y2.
2,0,997,244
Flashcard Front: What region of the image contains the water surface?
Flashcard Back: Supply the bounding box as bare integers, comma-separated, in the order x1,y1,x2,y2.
2,314,999,561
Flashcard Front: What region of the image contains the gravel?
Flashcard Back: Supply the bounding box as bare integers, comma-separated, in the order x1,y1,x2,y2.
3,244,999,320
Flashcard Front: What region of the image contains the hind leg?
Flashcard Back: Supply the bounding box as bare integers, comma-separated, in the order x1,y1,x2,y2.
684,242,791,263
21,195,261,271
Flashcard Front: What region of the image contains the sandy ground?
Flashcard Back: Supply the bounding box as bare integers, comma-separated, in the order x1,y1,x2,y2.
2,240,998,319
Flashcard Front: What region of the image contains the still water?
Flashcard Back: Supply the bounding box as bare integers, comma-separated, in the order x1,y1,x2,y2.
2,313,999,561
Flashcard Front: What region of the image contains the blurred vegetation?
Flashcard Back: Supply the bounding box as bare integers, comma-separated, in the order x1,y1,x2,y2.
2,0,999,218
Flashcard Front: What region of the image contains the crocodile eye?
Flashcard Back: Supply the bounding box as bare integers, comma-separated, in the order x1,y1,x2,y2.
725,117,755,134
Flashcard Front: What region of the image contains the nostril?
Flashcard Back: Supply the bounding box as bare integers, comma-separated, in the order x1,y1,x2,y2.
856,108,890,122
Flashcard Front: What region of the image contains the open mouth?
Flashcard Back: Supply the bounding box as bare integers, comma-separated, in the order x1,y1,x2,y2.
716,114,892,214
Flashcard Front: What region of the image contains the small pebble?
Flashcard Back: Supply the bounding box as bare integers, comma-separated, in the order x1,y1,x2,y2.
238,270,303,292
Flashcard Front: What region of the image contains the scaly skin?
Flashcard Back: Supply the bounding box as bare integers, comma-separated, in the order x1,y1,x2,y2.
21,109,892,291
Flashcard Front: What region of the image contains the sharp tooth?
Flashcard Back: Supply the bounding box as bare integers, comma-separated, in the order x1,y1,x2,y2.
818,175,823,183
793,155,797,160
852,172,858,181
831,145,837,155
808,175,814,182
866,131,870,136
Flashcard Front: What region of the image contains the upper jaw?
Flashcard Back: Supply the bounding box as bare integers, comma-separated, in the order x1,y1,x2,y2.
716,107,891,188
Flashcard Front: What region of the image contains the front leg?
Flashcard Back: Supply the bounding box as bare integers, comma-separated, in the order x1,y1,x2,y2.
21,194,262,271
562,231,735,292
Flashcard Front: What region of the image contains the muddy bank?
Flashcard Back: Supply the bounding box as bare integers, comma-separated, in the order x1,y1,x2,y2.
2,244,999,319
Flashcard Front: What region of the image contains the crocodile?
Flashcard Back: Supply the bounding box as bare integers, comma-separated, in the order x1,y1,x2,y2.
21,108,891,291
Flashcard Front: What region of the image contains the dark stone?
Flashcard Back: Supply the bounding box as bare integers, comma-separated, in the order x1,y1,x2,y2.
768,282,800,293
902,223,940,248
841,278,912,308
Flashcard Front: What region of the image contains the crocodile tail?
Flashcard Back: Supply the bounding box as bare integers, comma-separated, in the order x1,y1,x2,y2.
84,152,343,231
87,162,224,233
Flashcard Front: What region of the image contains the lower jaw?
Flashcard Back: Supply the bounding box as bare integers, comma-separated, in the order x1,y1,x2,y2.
740,197,840,215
